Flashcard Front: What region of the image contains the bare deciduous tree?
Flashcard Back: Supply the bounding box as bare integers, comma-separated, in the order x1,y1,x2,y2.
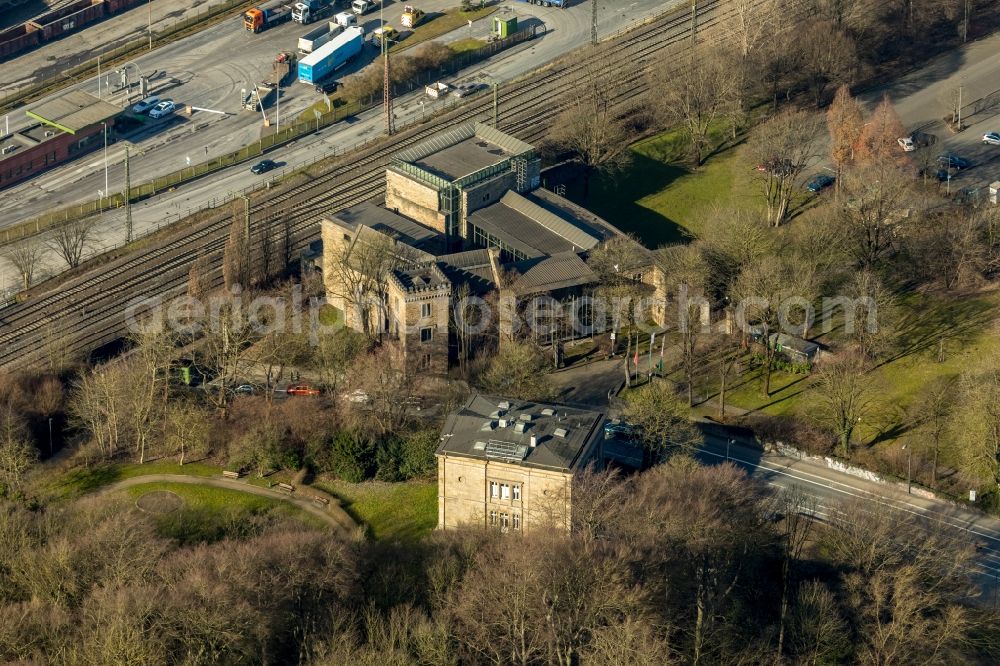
47,217,97,269
1,238,46,290
650,45,736,165
549,46,634,198
812,353,879,457
746,109,823,226
795,19,857,107
623,381,701,463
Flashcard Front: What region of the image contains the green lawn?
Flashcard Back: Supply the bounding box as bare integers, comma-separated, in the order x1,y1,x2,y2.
46,460,221,499
124,482,324,544
314,479,437,542
559,128,757,247
698,288,1000,445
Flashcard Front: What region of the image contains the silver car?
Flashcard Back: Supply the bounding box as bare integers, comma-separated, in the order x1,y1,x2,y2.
983,132,1000,146
131,96,160,114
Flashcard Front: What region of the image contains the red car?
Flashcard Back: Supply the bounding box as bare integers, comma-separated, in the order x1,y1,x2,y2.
286,384,321,396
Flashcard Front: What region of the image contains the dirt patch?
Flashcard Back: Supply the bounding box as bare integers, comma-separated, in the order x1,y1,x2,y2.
135,489,184,514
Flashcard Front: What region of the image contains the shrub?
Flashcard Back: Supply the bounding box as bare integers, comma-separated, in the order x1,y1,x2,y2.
324,430,375,482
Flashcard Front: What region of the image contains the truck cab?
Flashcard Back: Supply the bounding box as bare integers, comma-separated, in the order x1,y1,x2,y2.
400,5,425,29
333,11,357,27
243,8,266,32
292,0,329,24
351,0,375,15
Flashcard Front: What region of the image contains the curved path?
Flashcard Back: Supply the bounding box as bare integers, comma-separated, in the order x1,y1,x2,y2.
102,473,357,534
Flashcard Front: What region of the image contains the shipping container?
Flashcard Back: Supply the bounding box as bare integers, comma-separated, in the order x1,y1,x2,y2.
297,25,363,84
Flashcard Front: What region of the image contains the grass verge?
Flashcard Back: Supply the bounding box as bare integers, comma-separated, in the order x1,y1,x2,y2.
124,481,323,544
313,479,437,542
46,460,221,500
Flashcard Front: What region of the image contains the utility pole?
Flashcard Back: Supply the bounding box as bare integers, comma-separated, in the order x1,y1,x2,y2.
240,194,250,286
591,0,597,46
957,85,963,129
381,3,394,136
492,81,499,128
148,0,153,50
124,147,133,243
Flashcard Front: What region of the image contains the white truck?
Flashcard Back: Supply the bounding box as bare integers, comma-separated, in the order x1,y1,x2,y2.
333,11,357,27
351,0,376,15
292,0,333,24
297,22,342,54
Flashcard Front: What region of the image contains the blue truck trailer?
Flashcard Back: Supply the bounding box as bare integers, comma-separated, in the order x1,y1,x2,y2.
298,26,364,84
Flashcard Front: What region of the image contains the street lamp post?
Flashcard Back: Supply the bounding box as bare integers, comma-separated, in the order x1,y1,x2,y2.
148,0,153,50
48,417,53,456
903,444,912,493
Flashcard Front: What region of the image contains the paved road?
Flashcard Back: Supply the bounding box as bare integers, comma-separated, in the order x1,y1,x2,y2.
103,472,358,534
808,30,1000,195
696,434,1000,604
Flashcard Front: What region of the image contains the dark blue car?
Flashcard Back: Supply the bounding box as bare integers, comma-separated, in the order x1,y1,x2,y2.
806,173,835,193
937,154,971,170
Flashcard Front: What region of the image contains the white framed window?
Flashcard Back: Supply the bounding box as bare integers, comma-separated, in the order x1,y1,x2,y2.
489,481,499,499
420,327,433,343
421,302,432,318
513,513,521,530
512,484,521,501
501,483,510,500
500,513,509,531
490,510,498,526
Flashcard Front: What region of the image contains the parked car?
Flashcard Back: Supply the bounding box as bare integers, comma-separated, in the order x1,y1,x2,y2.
370,26,398,45
755,157,795,177
341,388,369,403
806,173,835,193
983,132,1000,146
937,154,971,169
232,384,255,395
315,78,339,94
132,96,160,114
897,136,915,151
911,131,937,147
287,384,321,396
148,100,176,119
451,82,480,98
250,159,277,175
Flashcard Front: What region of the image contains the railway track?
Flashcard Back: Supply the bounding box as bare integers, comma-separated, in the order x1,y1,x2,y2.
0,0,822,372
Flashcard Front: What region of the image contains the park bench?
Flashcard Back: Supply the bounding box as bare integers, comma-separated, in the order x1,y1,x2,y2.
277,482,295,494
311,496,330,507
222,470,241,479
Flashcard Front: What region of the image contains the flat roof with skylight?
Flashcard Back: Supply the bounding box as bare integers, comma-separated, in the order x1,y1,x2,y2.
437,394,605,472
